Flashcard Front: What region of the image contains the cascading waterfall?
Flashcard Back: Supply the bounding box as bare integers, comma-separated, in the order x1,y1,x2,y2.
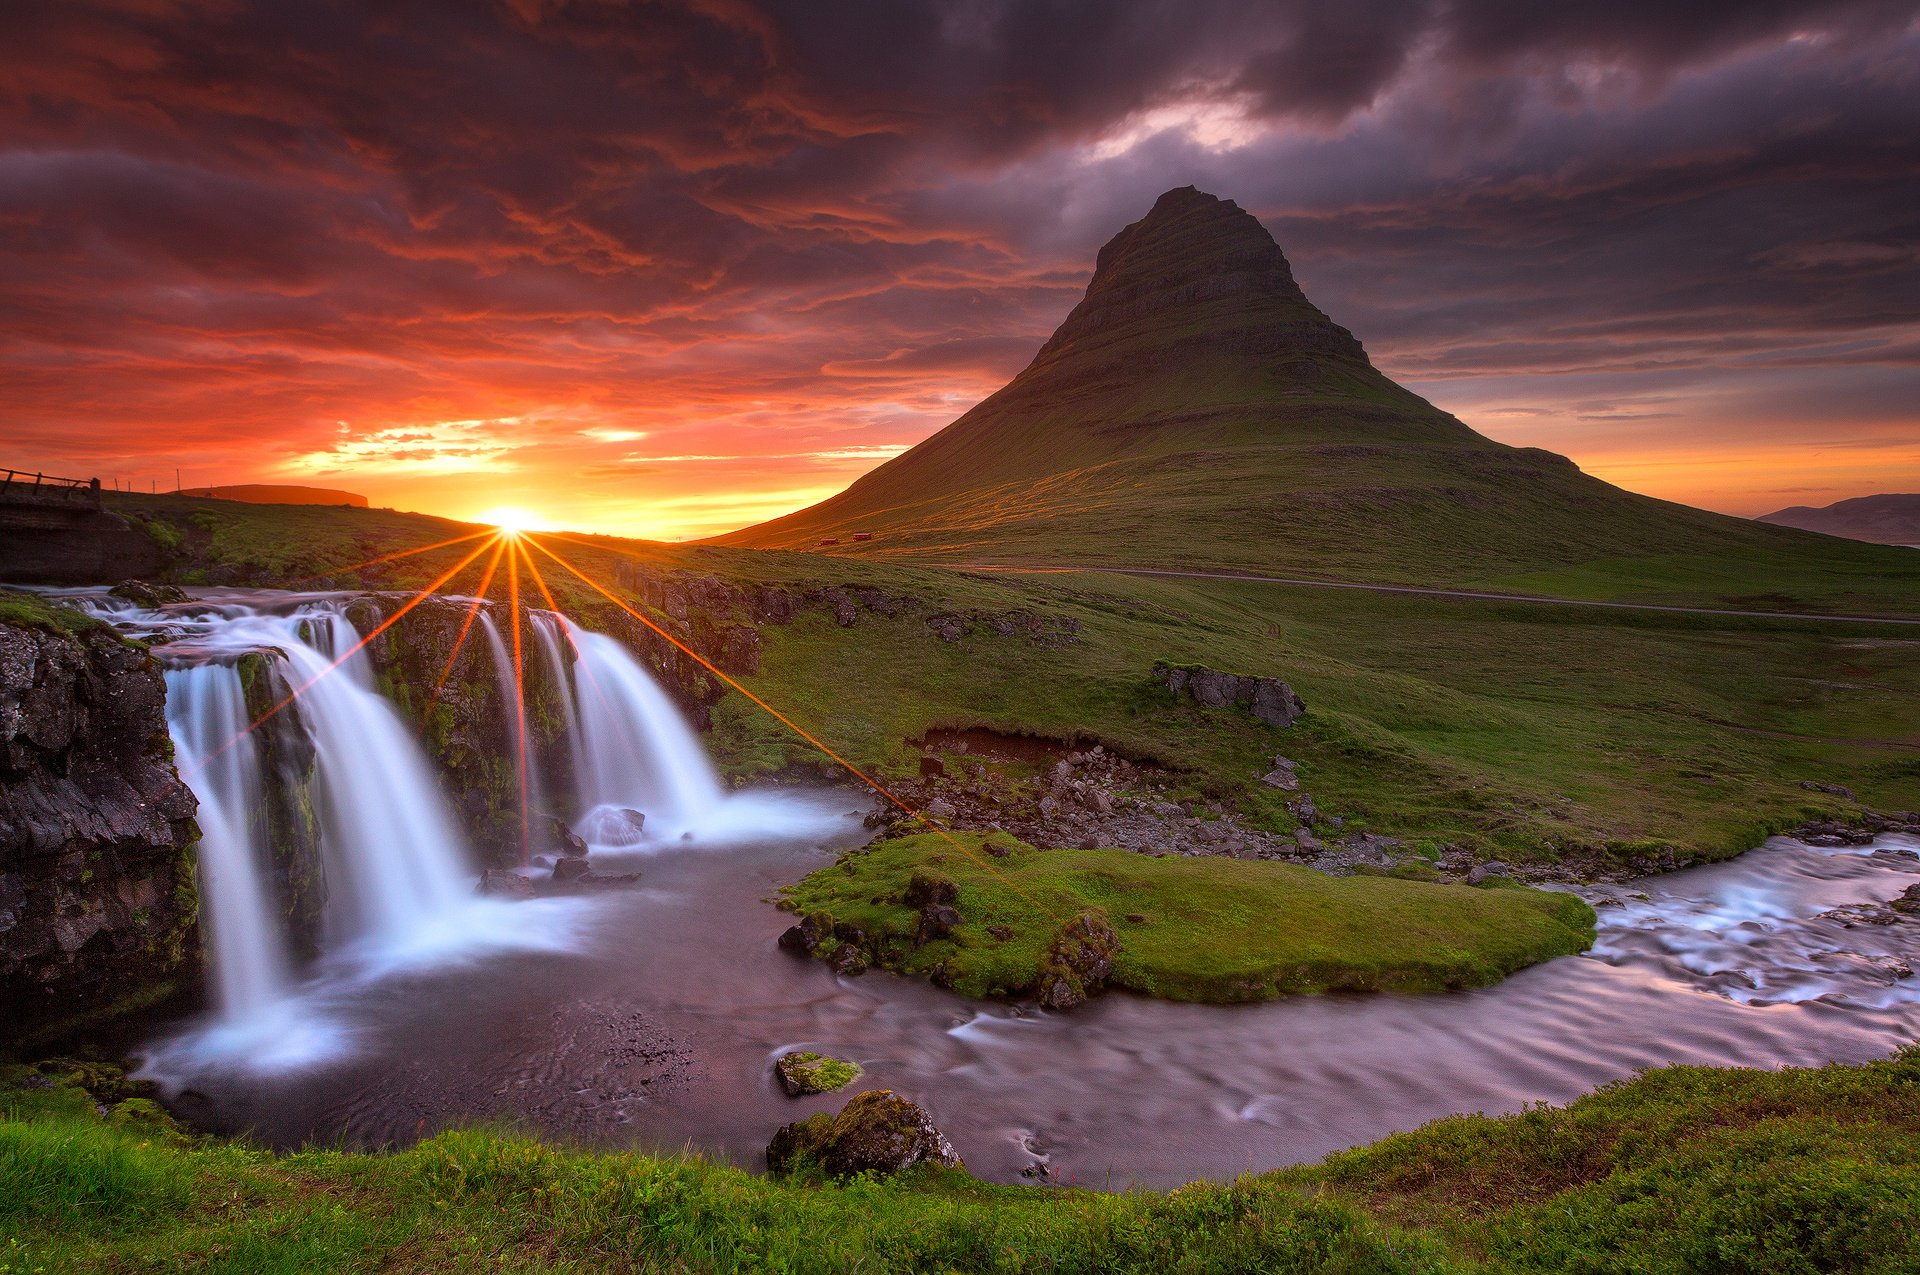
477,609,547,840
274,610,470,947
164,663,292,1020
547,613,726,839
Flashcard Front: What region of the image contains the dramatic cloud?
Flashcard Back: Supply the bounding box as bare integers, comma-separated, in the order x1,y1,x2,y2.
2,0,1916,534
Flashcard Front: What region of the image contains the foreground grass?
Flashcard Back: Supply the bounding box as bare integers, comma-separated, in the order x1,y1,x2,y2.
5,1052,1915,1273
781,833,1596,1001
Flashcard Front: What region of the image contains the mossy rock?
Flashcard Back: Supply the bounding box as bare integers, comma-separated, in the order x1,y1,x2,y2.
775,1051,862,1097
766,1089,963,1179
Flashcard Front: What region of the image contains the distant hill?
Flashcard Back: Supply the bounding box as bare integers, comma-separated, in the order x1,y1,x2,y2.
1757,494,1920,546
173,484,367,507
713,187,1918,607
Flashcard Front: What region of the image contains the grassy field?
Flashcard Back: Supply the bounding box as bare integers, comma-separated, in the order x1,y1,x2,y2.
4,1051,1914,1273
780,832,1596,1001
65,494,1920,870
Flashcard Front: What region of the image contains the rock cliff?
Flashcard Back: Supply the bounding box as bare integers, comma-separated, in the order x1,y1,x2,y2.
0,602,200,1027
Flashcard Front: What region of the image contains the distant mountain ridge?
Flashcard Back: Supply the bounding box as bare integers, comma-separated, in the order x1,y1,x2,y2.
1757,494,1920,546
174,484,367,507
713,188,1919,604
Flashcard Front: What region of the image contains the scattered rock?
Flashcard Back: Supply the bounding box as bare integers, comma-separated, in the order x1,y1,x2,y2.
987,925,1014,941
779,913,832,956
923,798,955,821
774,1051,862,1097
915,904,962,944
766,1089,963,1177
1294,828,1322,853
1799,780,1858,799
905,871,958,909
1260,766,1299,790
926,614,968,642
1033,911,1121,1009
476,868,533,899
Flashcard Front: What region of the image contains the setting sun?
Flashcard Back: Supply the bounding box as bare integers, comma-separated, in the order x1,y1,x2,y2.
479,506,546,535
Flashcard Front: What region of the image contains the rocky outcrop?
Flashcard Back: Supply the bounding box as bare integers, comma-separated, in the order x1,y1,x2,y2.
0,607,200,1025
1033,911,1121,1009
766,1089,963,1177
774,1050,861,1097
1153,662,1304,727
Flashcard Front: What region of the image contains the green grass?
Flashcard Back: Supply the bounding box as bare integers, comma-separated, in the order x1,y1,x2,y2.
777,1052,862,1096
780,833,1597,1001
4,1051,1914,1273
0,589,104,635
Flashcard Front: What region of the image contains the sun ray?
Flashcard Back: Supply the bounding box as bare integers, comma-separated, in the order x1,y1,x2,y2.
183,534,502,779
283,528,496,586
507,535,533,863
520,533,1060,919
420,536,509,725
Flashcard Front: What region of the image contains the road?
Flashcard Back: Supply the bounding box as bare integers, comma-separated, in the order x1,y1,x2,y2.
945,563,1920,628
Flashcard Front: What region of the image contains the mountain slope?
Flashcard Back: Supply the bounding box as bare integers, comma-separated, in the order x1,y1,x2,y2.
1759,494,1920,546
714,188,1920,611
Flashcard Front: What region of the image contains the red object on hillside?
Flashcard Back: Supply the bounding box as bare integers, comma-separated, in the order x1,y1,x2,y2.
818,537,840,546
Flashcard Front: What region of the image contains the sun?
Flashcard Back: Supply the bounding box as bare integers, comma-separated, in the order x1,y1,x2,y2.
479,506,546,536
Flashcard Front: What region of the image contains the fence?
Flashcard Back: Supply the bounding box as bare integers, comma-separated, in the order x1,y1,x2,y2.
0,467,104,511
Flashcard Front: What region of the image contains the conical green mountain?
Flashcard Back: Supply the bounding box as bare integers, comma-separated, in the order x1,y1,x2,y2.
716,187,1916,607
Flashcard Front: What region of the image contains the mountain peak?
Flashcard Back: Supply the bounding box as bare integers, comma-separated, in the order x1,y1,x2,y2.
1029,186,1369,376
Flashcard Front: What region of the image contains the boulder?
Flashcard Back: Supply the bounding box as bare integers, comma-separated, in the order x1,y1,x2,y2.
778,912,832,956
578,806,647,846
547,816,589,858
925,614,967,642
551,856,591,882
476,869,533,900
1032,910,1121,1009
766,1089,963,1177
904,871,958,909
774,1051,862,1097
915,904,962,944
1153,662,1305,728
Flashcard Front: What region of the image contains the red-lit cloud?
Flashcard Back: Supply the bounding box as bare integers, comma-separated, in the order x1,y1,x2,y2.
2,0,1917,535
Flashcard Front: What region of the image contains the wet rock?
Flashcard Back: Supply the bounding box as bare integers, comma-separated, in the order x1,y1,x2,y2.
579,806,647,846
827,944,870,976
778,913,832,956
551,856,591,882
774,1050,862,1097
1892,884,1920,916
766,1089,962,1178
109,580,188,608
476,868,534,899
1033,910,1121,1010
547,816,589,858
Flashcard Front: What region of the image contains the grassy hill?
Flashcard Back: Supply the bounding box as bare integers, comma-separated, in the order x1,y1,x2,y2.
712,188,1920,617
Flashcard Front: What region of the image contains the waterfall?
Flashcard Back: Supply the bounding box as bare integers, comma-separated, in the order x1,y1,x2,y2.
477,609,547,842
165,664,292,1020
275,610,470,947
551,614,725,839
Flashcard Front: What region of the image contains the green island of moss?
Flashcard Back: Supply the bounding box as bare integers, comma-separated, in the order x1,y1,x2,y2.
780,832,1596,1002
776,1051,862,1097
5,1051,1915,1273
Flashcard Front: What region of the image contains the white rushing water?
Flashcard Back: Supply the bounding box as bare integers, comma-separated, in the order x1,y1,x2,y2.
164,663,292,1020
546,613,727,840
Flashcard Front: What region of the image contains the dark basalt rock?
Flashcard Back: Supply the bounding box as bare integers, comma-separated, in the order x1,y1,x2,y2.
551,856,591,883
778,912,832,956
109,580,189,608
547,816,589,858
1033,910,1121,1010
766,1089,963,1178
1154,662,1305,727
0,611,200,1025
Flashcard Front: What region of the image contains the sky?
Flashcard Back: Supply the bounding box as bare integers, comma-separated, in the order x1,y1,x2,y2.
3,0,1918,539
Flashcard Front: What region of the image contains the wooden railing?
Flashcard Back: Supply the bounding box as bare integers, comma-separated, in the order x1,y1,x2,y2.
0,467,103,510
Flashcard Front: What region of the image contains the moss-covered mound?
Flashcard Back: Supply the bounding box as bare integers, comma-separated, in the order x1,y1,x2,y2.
775,1051,862,1097
779,832,1596,1003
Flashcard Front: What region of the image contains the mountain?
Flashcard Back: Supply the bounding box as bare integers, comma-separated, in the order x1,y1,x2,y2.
173,484,368,506
713,187,1919,607
1758,494,1920,546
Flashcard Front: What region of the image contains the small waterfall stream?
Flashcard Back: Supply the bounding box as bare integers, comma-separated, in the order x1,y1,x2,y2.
164,663,292,1020
550,615,727,839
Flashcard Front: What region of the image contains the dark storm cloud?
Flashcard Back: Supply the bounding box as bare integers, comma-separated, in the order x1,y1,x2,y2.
1,0,1917,530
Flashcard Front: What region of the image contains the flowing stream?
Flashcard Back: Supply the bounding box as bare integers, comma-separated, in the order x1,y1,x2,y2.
45,586,1920,1187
